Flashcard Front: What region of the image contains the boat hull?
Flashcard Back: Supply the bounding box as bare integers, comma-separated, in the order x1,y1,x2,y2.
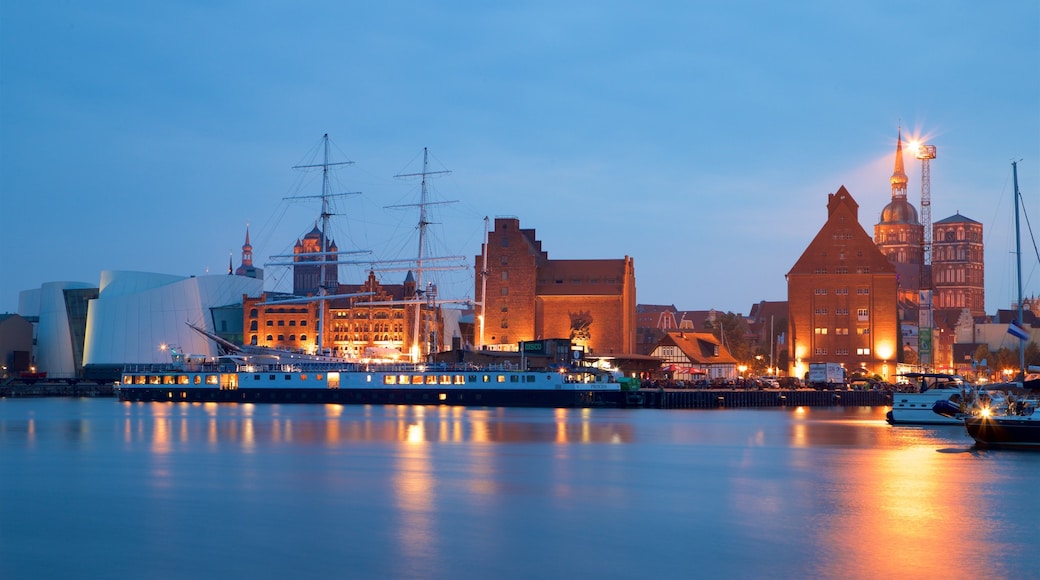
965,416,1040,449
116,386,628,408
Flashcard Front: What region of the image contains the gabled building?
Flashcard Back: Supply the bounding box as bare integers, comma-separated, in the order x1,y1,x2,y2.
787,186,899,381
475,217,636,355
636,304,680,355
649,330,738,382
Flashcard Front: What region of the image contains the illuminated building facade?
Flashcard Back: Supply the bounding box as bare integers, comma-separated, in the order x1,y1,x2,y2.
787,186,899,380
475,217,636,355
243,270,442,360
932,213,985,317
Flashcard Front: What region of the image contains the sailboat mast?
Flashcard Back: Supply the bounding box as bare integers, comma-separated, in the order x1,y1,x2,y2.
1013,161,1025,377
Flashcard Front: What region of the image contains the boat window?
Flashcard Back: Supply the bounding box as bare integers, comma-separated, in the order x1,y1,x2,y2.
439,375,451,385
206,375,218,385
284,375,292,380
510,376,519,383
482,375,490,383
122,375,131,384
178,376,189,385
149,375,161,384
254,375,260,380
163,376,175,385
300,374,307,381
497,375,506,383
135,376,146,385
384,375,397,385
411,375,424,385
194,375,202,385
426,375,438,385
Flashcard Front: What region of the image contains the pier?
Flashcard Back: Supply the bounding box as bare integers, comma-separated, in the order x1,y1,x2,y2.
635,388,891,409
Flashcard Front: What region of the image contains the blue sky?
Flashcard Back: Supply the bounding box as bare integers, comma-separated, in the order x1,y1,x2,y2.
2,1,1038,316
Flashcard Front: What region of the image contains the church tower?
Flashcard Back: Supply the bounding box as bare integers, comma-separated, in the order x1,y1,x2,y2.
293,224,338,296
874,129,924,306
234,226,264,279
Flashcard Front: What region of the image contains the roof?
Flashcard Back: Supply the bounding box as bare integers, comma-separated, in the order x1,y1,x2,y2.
659,331,738,365
934,212,981,225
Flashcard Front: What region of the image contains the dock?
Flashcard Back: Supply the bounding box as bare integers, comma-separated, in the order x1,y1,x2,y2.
635,388,890,409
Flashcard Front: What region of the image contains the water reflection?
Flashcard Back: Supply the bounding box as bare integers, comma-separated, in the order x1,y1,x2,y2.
108,401,635,448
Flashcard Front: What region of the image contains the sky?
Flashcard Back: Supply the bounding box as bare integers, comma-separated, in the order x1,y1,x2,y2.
2,1,1038,317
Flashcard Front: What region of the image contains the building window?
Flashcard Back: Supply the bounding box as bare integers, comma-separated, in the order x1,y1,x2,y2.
836,288,848,295
856,348,871,356
266,320,273,327
250,321,258,331
500,287,509,296
501,306,508,312
249,309,258,318
835,328,848,335
501,271,508,281
857,308,868,320
814,348,827,355
836,348,849,356
814,308,828,315
814,268,828,274
857,287,870,295
835,267,848,274
835,308,849,316
289,320,297,326
278,320,285,326
814,327,828,335
500,319,508,328
815,288,828,295
857,328,870,335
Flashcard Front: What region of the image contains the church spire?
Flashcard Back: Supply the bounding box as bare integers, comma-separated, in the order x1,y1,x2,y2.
240,226,253,268
890,128,908,199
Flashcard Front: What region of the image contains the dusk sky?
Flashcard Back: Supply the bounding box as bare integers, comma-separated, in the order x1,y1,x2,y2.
2,2,1038,316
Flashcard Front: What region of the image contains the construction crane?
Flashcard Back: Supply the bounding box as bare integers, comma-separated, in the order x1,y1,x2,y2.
914,142,937,369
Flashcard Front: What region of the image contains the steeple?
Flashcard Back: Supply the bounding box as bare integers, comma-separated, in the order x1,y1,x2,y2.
890,128,908,199
240,226,253,268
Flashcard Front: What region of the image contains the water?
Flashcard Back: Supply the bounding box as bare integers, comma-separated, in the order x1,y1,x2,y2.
1,399,1037,580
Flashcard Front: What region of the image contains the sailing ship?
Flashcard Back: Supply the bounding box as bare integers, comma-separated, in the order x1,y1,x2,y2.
117,135,629,407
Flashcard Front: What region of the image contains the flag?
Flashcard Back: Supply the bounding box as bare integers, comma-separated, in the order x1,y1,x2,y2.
1008,319,1030,341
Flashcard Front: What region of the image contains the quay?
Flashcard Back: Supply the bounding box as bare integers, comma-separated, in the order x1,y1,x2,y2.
635,388,891,409
1,381,116,398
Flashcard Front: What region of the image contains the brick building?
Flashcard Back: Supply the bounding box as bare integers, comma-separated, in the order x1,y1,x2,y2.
474,217,636,355
932,213,985,317
787,186,899,381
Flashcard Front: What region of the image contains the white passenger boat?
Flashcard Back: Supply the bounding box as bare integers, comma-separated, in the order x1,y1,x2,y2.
886,373,975,425
117,349,629,408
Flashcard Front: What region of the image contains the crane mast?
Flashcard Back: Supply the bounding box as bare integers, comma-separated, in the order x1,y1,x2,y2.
916,144,937,370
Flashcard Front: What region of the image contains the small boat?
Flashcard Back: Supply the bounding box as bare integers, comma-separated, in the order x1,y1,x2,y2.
886,372,975,425
116,348,629,408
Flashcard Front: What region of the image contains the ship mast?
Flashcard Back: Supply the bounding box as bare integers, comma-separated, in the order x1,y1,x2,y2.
289,134,355,355
392,148,454,362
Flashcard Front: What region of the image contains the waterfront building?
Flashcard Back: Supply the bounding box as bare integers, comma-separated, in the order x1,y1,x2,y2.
649,330,738,383
241,270,455,360
474,217,636,356
0,313,33,375
635,304,680,355
787,186,899,381
932,213,985,317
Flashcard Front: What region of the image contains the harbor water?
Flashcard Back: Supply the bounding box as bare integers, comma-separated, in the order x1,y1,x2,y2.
1,399,1037,579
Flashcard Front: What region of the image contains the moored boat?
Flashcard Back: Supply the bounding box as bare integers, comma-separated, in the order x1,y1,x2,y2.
117,350,630,408
886,372,975,425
